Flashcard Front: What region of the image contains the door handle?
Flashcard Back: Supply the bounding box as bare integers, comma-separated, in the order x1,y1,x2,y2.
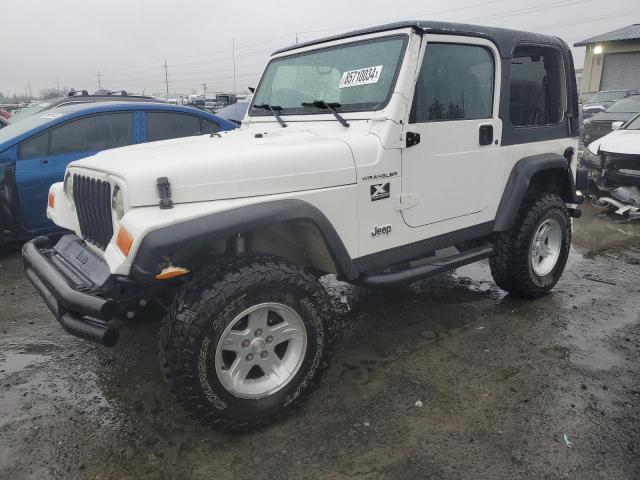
40,159,50,165
479,124,493,146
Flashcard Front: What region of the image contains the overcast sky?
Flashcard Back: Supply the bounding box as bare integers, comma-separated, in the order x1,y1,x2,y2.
2,0,639,98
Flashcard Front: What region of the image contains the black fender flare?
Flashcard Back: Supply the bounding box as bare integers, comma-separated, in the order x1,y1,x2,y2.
494,153,579,232
130,199,359,282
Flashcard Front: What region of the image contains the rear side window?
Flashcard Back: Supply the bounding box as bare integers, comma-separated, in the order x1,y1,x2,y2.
19,131,49,159
410,43,495,123
509,46,566,126
147,112,216,141
49,113,133,156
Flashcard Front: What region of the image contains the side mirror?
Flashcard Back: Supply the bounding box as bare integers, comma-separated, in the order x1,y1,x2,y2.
611,121,624,131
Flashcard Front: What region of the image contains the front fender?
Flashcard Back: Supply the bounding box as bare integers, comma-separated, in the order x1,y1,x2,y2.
129,199,358,282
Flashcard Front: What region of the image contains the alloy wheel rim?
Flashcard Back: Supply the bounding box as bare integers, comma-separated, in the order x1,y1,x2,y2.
214,302,307,399
529,217,562,277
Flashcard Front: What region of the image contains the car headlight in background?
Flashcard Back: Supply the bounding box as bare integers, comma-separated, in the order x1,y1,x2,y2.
580,147,601,169
112,185,125,221
64,174,74,207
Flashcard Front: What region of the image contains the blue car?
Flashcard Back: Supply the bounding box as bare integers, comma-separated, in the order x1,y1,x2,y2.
0,102,236,246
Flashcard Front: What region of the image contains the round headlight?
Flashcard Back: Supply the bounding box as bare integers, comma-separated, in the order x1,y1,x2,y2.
64,174,74,207
112,185,125,220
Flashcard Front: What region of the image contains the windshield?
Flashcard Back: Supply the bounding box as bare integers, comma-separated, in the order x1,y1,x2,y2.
625,114,640,130
0,111,60,146
9,100,60,123
589,91,626,103
250,35,407,116
605,96,640,113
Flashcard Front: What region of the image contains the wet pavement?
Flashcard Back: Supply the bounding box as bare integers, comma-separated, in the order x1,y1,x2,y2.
1,203,639,479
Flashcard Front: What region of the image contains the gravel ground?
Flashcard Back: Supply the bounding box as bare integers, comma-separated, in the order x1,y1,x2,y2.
1,204,639,480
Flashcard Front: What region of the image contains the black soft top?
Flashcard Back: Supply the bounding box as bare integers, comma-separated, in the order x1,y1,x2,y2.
274,20,569,58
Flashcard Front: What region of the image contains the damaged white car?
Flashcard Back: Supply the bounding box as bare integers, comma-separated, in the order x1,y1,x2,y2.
581,113,640,220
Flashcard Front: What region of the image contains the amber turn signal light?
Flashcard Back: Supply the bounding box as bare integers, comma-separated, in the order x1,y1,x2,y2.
116,227,134,256
155,266,190,280
48,192,55,208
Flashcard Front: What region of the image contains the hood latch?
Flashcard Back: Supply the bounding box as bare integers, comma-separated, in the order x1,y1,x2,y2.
157,177,173,209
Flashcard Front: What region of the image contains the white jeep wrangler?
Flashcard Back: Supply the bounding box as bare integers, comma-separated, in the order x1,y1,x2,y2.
24,21,587,431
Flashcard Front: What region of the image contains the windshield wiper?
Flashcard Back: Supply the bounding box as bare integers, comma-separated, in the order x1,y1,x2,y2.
254,103,287,128
301,101,349,128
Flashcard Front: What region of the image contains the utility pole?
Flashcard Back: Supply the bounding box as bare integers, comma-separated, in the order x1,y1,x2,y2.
295,33,299,44
163,59,169,96
97,71,103,91
232,38,236,93
27,81,32,99
56,78,61,95
202,83,207,100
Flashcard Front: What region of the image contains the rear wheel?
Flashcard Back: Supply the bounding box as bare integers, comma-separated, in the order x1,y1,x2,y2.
159,254,333,431
490,193,571,298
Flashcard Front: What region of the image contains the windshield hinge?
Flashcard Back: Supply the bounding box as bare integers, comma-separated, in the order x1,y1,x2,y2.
406,132,420,148
396,193,420,211
157,177,173,210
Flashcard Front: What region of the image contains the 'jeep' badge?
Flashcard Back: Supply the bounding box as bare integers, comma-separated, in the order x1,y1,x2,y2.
370,224,392,237
370,183,390,201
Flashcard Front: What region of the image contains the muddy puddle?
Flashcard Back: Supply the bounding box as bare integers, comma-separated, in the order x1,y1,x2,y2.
573,203,640,255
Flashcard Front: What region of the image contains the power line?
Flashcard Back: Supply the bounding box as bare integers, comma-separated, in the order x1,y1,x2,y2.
69,0,632,96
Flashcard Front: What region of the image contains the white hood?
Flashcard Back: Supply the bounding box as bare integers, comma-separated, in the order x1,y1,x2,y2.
69,128,356,207
588,129,640,155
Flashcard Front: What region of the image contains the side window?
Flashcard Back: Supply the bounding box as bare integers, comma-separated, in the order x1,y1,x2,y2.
49,113,133,156
410,43,494,123
147,112,203,142
19,131,49,159
509,46,566,126
199,119,220,134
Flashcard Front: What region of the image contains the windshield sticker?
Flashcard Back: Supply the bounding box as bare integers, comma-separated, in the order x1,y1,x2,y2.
339,65,383,89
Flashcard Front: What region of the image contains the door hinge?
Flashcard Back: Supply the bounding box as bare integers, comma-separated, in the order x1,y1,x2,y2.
405,131,420,148
396,193,420,211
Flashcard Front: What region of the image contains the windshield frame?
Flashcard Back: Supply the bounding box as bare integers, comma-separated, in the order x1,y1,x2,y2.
624,113,640,130
249,33,409,118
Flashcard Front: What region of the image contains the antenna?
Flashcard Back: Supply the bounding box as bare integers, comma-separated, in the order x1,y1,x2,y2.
163,59,170,96
232,39,236,93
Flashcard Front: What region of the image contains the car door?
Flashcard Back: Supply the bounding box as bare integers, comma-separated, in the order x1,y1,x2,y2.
401,36,503,228
15,112,134,231
144,111,220,142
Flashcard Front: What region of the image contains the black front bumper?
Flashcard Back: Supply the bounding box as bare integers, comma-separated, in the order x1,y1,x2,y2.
22,236,120,346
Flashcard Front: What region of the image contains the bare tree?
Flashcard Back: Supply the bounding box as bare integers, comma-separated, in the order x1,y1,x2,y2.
39,88,61,100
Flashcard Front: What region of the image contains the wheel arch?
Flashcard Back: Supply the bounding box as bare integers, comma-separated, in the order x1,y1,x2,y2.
130,199,359,282
494,153,578,232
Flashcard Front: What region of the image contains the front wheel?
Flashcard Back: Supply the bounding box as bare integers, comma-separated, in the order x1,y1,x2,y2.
159,254,333,431
490,193,571,298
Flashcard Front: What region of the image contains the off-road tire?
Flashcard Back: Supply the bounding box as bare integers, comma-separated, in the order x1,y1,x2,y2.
159,253,334,432
490,192,571,298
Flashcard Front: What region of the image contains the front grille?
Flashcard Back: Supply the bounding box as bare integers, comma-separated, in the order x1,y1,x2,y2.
72,174,113,249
